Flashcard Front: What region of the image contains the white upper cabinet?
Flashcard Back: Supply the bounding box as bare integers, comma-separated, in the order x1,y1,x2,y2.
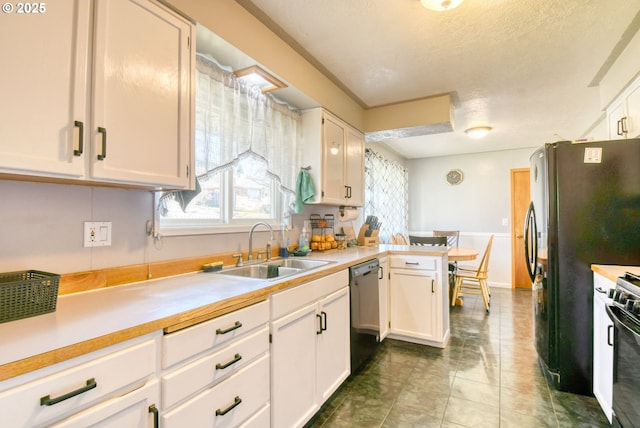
90,0,193,188
608,75,640,140
0,0,90,178
301,108,365,206
0,0,194,189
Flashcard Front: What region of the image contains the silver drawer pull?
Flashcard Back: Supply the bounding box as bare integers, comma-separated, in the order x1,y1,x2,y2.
40,378,97,406
405,262,420,265
216,321,242,335
215,353,242,370
216,396,242,416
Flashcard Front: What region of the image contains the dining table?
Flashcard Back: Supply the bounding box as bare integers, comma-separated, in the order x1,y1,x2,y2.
448,246,479,262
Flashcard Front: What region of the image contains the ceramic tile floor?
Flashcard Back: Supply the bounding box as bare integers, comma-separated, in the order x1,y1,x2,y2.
306,288,610,428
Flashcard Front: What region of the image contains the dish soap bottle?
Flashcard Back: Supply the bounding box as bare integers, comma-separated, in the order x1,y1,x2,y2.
299,225,310,251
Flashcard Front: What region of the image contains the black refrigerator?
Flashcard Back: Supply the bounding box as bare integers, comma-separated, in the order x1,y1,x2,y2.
524,138,640,395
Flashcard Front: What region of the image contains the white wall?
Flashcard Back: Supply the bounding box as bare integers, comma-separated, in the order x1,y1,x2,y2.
407,147,536,288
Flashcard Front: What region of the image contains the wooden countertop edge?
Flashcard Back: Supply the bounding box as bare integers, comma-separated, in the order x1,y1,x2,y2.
0,248,444,381
592,264,640,282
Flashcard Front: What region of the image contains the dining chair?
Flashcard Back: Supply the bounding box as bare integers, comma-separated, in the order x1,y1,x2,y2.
433,230,460,283
451,235,494,313
433,230,459,247
408,236,447,246
391,233,409,245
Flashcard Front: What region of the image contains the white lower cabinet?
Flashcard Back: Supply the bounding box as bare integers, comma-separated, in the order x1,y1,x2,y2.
388,255,449,347
161,355,269,428
160,301,270,428
0,333,159,428
270,271,350,428
593,273,614,424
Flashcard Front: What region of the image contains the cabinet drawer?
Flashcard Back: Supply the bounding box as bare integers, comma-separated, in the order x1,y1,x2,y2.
162,301,268,369
162,327,269,409
239,403,270,428
271,270,348,319
50,380,159,428
162,354,270,428
390,255,437,270
0,337,156,428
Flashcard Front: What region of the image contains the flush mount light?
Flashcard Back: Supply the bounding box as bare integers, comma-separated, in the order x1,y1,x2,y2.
233,65,287,93
465,126,492,139
420,0,464,11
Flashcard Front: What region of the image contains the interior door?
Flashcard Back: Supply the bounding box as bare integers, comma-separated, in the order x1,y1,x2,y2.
511,168,531,288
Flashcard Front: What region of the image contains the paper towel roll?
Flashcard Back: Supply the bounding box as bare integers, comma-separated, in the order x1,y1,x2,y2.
338,208,359,221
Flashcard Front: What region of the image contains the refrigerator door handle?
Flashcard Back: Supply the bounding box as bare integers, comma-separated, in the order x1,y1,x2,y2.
524,201,538,282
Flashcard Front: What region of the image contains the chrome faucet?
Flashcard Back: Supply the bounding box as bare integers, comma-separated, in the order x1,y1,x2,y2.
248,222,275,261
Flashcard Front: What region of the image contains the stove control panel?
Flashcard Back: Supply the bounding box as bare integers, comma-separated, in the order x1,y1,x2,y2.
613,272,640,317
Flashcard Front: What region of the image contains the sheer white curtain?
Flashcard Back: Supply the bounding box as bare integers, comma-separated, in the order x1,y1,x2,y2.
195,55,301,215
364,149,408,243
163,55,302,217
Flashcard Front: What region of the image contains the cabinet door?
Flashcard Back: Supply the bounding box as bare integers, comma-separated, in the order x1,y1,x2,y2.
608,101,626,140
345,128,365,206
321,114,347,204
51,380,159,428
271,302,318,428
91,0,192,188
379,258,390,341
626,81,640,138
593,292,613,423
0,0,89,178
316,287,350,404
389,270,437,341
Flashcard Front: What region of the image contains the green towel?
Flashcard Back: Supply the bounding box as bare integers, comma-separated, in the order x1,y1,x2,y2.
295,168,315,213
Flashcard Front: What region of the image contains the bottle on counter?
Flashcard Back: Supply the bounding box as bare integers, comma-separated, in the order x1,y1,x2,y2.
299,226,310,251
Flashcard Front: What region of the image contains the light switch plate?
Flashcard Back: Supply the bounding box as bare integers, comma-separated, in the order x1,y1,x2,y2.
84,222,112,247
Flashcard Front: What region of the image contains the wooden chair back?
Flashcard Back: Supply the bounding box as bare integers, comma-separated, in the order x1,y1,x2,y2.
408,236,447,246
433,230,459,247
474,235,495,278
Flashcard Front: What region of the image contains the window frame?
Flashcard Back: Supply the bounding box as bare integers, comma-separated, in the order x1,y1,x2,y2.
158,163,284,237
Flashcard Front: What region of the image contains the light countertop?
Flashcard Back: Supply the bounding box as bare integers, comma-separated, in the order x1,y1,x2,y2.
592,264,640,282
0,245,446,381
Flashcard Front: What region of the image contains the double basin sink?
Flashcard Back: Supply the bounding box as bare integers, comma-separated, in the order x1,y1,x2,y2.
216,258,331,280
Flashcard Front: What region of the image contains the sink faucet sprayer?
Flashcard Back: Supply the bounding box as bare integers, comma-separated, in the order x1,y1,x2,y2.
248,222,275,261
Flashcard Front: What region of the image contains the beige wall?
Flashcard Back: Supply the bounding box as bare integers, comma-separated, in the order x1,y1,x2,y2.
167,0,451,135
168,0,364,129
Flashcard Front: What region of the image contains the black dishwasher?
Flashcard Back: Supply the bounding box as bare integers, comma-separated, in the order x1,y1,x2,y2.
349,258,380,373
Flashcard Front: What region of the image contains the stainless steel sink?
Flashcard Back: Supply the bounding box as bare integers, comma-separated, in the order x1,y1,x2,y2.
216,258,330,280
274,258,330,270
218,264,302,280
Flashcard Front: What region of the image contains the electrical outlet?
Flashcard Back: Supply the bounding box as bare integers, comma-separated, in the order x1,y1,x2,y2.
502,218,509,227
84,222,112,247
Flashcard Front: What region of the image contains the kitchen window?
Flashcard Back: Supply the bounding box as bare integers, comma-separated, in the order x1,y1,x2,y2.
159,54,301,235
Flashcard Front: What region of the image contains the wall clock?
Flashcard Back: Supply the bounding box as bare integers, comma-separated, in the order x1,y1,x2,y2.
446,169,464,185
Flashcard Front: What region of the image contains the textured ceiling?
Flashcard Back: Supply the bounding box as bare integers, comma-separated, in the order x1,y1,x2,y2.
234,0,640,158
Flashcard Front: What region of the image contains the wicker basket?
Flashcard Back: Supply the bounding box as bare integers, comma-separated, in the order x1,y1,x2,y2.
0,270,60,323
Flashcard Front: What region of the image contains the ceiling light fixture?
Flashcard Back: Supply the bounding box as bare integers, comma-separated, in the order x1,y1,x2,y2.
233,65,287,93
419,0,464,11
465,126,492,139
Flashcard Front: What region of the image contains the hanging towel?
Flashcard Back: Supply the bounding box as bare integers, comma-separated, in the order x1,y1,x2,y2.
295,168,315,213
